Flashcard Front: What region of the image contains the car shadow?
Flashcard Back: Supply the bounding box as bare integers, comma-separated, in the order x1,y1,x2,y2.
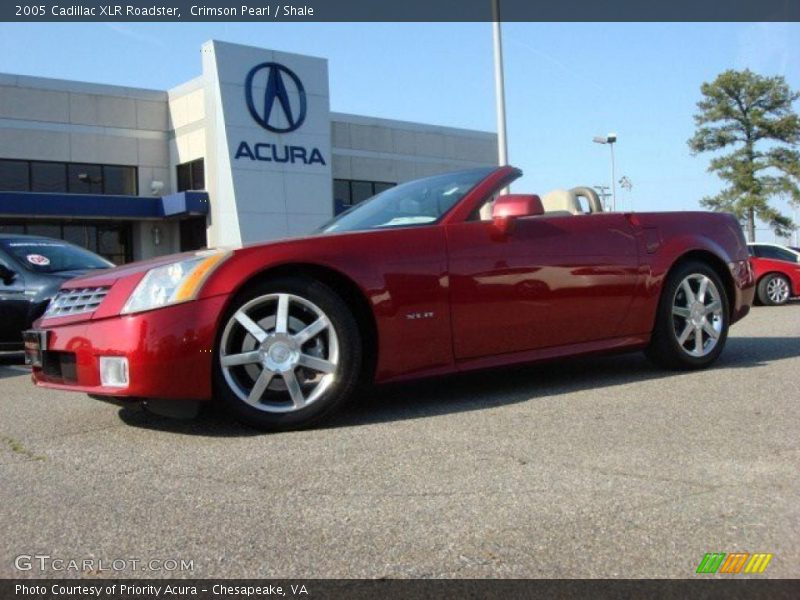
0,352,26,379
117,403,264,437
115,335,800,437
0,351,24,364
328,335,800,430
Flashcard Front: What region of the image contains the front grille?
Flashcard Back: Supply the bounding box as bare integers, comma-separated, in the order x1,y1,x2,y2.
45,286,110,317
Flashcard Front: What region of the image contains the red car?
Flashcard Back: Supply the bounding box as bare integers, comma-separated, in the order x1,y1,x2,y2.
25,166,755,430
747,243,800,305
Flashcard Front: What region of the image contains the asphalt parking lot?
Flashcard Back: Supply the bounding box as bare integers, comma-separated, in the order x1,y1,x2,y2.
1,302,798,579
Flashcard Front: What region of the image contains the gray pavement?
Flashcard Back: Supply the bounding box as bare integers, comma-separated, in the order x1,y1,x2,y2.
1,302,798,579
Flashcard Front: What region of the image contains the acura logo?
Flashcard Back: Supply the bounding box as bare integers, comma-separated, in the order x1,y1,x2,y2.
245,62,307,133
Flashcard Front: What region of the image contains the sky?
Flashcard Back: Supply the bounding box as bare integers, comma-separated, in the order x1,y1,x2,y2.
0,21,798,242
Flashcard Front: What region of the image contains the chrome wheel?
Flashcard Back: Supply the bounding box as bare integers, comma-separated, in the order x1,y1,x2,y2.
766,276,790,304
219,293,339,413
671,273,724,358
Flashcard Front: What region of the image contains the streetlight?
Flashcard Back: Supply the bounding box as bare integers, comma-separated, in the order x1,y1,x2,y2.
593,133,617,211
492,0,508,175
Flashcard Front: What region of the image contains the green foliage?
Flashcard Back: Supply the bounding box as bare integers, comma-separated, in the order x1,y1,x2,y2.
688,69,800,239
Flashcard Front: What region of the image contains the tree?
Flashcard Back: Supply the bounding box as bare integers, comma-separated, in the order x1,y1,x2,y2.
688,69,800,241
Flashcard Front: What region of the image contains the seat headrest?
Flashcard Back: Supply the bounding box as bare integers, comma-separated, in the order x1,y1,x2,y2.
541,189,582,215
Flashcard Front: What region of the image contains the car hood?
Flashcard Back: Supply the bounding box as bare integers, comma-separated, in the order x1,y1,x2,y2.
60,251,205,288
60,227,409,289
50,268,105,281
59,235,317,288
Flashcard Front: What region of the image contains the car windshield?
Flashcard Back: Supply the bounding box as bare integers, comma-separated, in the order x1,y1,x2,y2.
0,239,113,273
319,167,495,234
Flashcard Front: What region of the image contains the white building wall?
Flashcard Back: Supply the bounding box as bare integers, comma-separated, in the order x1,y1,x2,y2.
132,221,180,260
0,73,171,198
168,76,206,193
330,112,497,184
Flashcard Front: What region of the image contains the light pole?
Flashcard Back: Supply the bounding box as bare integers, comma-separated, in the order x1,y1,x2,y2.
593,133,617,211
492,0,508,168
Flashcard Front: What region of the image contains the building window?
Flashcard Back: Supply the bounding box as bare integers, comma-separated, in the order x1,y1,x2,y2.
103,165,138,195
373,182,396,195
333,179,352,209
0,220,132,264
26,223,62,239
0,223,24,234
62,224,93,249
333,179,396,214
350,181,374,205
68,164,103,194
179,217,208,252
0,160,29,191
176,159,205,192
31,162,67,193
0,159,137,195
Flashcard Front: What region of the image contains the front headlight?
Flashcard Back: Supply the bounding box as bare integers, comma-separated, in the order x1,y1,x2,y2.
121,249,230,314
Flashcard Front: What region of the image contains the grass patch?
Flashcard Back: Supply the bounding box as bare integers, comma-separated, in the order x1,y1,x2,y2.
1,436,45,461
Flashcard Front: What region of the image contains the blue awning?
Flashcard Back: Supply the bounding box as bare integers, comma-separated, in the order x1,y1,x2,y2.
0,191,209,220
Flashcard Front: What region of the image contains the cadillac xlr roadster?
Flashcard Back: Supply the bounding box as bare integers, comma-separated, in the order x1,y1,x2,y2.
26,166,755,430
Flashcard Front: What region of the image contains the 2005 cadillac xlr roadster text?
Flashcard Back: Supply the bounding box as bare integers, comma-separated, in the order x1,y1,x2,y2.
26,166,755,430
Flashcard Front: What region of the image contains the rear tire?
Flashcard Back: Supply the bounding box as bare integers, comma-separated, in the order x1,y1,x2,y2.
757,273,791,306
645,260,729,370
213,276,362,431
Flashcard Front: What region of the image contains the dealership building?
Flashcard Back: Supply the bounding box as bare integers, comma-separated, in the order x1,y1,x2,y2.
0,40,497,263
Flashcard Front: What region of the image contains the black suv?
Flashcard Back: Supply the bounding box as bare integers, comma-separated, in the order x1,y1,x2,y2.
0,234,113,350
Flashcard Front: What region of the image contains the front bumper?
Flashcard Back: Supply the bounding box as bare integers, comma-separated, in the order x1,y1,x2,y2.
30,295,228,400
730,259,756,324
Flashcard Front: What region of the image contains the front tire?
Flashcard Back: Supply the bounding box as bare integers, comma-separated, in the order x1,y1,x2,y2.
757,273,791,306
645,261,729,370
213,276,362,431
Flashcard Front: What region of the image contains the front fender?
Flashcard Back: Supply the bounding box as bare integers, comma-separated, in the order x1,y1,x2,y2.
635,232,753,333
197,228,454,383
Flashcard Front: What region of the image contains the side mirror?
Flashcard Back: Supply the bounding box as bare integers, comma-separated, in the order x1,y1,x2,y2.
0,264,16,285
491,194,544,235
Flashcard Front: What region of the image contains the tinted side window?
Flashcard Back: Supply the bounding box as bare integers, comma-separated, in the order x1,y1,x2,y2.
758,246,797,262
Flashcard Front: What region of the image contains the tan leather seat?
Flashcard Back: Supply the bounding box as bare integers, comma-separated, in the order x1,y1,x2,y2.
541,189,582,215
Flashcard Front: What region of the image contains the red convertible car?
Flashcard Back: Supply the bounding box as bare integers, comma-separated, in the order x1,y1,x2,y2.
26,166,755,430
747,243,800,305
